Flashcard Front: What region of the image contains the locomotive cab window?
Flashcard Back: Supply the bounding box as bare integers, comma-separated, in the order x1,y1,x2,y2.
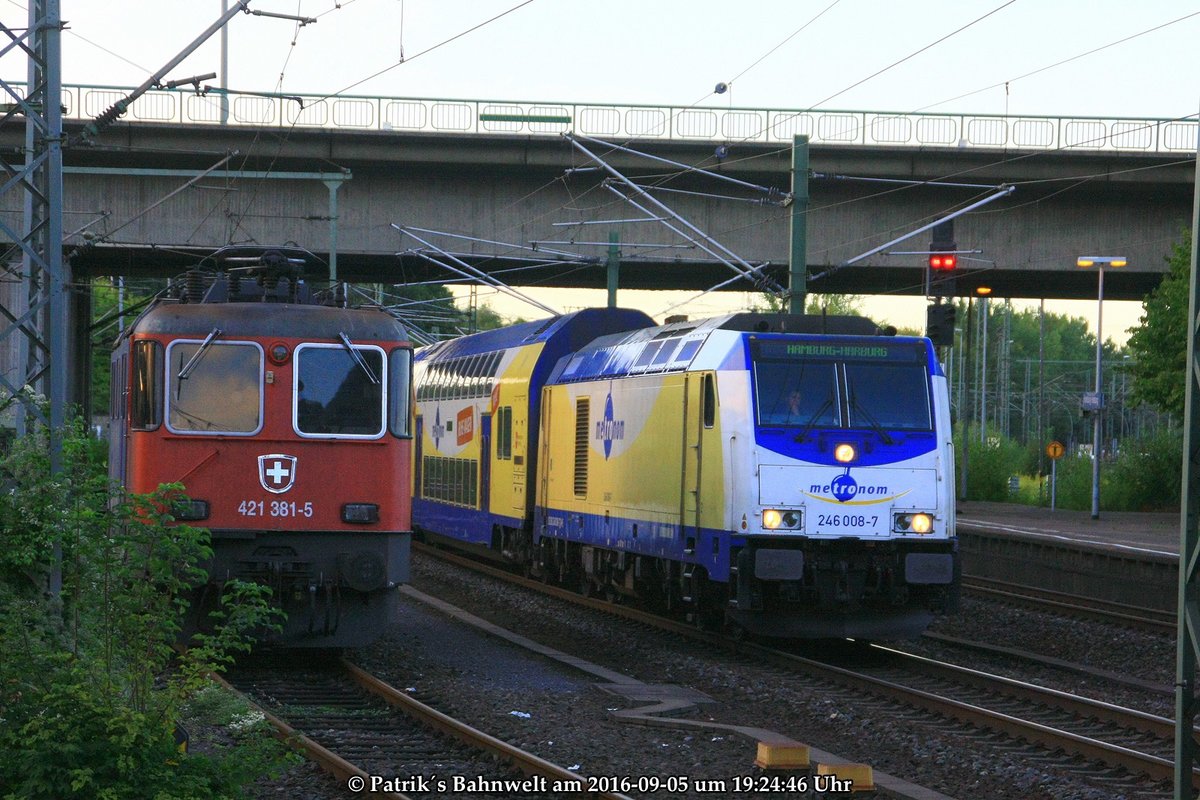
166,340,262,434
752,339,932,432
844,362,931,430
130,340,162,430
294,343,386,438
389,348,413,438
755,360,839,428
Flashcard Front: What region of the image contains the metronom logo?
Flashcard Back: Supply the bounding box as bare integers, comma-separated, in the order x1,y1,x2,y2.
595,393,625,459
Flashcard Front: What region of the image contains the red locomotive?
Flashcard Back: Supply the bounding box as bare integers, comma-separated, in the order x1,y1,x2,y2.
109,248,413,647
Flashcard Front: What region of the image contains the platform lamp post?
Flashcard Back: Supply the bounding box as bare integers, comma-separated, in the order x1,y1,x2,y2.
1077,255,1127,520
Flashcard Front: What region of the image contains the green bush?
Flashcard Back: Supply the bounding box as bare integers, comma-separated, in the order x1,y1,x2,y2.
955,426,1026,501
952,421,1184,513
0,414,288,799
1103,429,1182,512
1040,453,1093,510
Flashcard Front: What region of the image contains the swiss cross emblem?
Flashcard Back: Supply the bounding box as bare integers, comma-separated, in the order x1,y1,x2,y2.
258,454,297,494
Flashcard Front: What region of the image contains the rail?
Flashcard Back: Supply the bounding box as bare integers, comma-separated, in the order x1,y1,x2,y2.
418,544,1198,789
26,82,1200,154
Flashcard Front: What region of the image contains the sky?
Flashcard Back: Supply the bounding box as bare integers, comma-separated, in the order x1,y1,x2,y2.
7,0,1200,343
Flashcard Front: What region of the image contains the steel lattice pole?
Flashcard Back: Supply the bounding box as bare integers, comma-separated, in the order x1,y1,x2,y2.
1173,107,1200,800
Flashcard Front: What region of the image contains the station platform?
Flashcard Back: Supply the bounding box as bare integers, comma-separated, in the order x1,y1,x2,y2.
955,500,1179,557
953,501,1179,612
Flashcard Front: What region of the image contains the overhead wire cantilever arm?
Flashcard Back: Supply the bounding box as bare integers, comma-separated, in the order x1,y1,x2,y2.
811,173,1002,191
570,133,789,203
808,184,1016,283
630,184,786,206
604,182,784,293
73,1,252,144
396,225,560,316
566,133,784,293
551,217,666,226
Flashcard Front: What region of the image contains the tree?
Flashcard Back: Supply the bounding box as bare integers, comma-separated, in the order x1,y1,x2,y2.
90,278,160,418
475,302,524,331
748,290,863,316
385,284,526,339
1125,232,1190,415
950,298,1136,450
805,292,863,317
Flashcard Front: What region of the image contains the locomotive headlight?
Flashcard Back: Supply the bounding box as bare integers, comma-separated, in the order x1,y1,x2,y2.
342,503,380,524
834,443,856,463
762,509,803,530
894,512,934,534
268,342,290,365
172,499,210,521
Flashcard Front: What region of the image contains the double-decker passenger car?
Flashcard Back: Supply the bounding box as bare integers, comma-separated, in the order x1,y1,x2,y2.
414,309,959,639
109,248,413,647
411,308,655,559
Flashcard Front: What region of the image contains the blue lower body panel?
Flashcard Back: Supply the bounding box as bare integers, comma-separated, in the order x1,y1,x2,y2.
535,505,731,578
413,497,522,549
535,505,959,639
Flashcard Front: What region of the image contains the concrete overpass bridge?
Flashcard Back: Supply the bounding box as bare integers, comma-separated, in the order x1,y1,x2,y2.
4,84,1198,302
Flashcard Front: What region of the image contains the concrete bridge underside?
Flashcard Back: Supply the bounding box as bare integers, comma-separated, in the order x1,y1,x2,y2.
4,121,1192,302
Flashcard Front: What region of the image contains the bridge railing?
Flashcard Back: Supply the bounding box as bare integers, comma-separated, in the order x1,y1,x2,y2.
51,83,1200,153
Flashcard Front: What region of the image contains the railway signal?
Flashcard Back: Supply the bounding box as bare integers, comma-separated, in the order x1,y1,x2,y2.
926,302,956,347
929,251,957,270
928,220,958,272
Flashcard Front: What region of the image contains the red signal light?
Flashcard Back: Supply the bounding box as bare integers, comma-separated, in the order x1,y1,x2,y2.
929,253,957,271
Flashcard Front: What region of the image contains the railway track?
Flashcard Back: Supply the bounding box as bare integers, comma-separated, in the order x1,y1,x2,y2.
812,642,1190,787
921,630,1174,697
415,543,1193,792
962,575,1175,633
218,654,632,800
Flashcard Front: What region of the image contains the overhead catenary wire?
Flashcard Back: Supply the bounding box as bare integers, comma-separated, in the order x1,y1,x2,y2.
330,0,537,97
89,153,238,244
721,0,843,90
657,262,776,318
914,9,1200,112
402,225,591,262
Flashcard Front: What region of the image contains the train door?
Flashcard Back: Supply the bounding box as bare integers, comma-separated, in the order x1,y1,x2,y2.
108,340,130,487
512,393,527,512
681,373,703,539
479,413,491,513
536,387,551,517
414,415,423,497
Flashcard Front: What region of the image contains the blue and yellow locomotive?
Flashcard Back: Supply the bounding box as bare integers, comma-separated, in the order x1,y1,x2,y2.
413,309,958,638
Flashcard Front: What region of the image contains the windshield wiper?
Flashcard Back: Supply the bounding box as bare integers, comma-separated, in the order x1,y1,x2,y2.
793,396,834,443
339,332,380,385
848,391,894,445
178,328,222,380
